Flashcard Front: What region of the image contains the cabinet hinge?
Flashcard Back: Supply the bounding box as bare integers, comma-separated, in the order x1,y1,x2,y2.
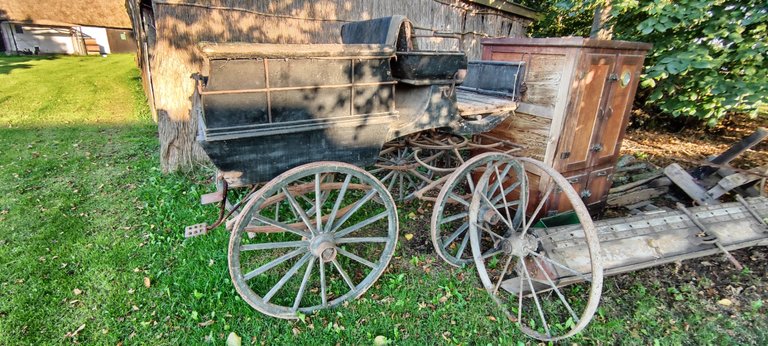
560,151,571,160
591,144,604,152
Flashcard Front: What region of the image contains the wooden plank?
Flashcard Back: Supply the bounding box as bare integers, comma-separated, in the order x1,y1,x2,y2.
609,171,663,194
607,187,668,207
707,164,768,199
456,90,517,116
664,163,720,205
515,102,553,119
486,112,550,160
692,127,768,179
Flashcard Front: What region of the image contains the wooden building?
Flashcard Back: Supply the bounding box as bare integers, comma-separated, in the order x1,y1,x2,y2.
127,0,538,172
0,0,136,55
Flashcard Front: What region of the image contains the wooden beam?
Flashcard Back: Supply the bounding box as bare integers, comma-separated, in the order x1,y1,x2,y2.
463,0,541,20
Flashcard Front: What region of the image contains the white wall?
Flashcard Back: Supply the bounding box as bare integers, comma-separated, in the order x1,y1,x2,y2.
0,23,76,54
78,26,110,54
0,23,13,53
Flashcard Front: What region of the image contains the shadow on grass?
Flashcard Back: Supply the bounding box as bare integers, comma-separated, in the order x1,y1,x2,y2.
0,55,60,75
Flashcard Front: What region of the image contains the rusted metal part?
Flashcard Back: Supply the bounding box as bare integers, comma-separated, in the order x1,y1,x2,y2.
676,203,743,270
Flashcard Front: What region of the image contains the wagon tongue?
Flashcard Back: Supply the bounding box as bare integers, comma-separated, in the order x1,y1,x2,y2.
531,196,768,281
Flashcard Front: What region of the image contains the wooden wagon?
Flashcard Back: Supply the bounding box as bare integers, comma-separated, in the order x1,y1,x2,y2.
188,16,605,341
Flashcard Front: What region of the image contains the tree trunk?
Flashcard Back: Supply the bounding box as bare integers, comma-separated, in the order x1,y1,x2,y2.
590,2,613,40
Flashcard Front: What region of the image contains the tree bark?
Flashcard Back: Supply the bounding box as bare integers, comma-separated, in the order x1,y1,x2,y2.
589,2,613,40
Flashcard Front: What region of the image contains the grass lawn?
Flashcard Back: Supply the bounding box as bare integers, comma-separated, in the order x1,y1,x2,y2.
0,55,766,345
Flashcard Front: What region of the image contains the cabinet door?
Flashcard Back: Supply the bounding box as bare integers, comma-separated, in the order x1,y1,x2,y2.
557,54,615,172
592,55,646,167
549,172,589,215
585,167,613,207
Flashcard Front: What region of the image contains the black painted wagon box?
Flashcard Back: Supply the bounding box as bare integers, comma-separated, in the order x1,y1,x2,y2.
196,43,398,187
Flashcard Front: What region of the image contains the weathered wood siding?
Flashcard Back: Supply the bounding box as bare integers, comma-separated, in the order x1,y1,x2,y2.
143,0,531,171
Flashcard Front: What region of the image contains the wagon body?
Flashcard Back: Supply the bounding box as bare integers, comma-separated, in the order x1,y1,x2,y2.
196,43,398,186
195,16,524,187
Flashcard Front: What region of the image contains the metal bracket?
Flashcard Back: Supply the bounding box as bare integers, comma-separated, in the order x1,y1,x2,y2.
676,203,743,270
184,223,208,238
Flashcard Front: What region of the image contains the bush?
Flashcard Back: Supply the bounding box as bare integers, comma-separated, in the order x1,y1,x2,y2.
523,0,768,126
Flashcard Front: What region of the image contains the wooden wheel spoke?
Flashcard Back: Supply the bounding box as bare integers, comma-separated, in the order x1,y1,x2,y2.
440,211,468,224
243,248,306,281
319,260,327,306
478,223,506,242
528,251,592,282
490,181,521,205
487,162,514,198
332,259,357,290
292,257,315,312
336,237,389,244
442,222,469,248
251,214,311,238
495,165,517,232
325,174,352,233
478,192,516,231
455,231,470,259
315,173,323,233
263,253,312,303
282,187,317,235
330,190,377,232
521,259,552,338
532,256,580,323
523,184,555,235
337,247,377,269
334,211,389,239
408,169,433,184
493,254,516,294
447,192,469,207
379,170,395,184
240,240,309,251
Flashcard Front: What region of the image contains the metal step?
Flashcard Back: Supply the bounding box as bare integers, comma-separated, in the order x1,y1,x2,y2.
533,197,768,281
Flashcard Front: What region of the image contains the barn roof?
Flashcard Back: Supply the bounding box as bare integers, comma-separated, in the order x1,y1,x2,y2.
0,0,132,29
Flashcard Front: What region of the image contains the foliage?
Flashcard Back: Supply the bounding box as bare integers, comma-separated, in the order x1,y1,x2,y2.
517,0,596,38
524,0,768,125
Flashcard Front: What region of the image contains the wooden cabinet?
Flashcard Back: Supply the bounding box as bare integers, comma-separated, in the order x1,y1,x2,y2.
481,37,651,215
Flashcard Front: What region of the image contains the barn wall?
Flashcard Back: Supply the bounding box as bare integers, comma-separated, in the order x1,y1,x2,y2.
146,0,531,172
1,24,76,54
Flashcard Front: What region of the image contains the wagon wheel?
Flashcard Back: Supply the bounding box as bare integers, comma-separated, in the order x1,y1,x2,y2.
229,162,398,318
431,152,526,267
409,130,469,175
468,156,603,341
372,139,432,202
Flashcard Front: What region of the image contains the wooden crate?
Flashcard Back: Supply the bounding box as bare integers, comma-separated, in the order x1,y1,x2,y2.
481,37,651,215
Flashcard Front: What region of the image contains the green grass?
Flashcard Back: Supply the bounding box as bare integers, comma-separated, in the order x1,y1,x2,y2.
0,55,766,345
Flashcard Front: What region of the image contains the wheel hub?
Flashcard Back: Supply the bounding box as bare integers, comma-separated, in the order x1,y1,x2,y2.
309,233,337,263
502,233,538,257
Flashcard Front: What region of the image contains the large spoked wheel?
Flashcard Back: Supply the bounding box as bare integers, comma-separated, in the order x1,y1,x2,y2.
229,162,398,319
431,152,527,267
469,156,603,341
372,139,432,202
